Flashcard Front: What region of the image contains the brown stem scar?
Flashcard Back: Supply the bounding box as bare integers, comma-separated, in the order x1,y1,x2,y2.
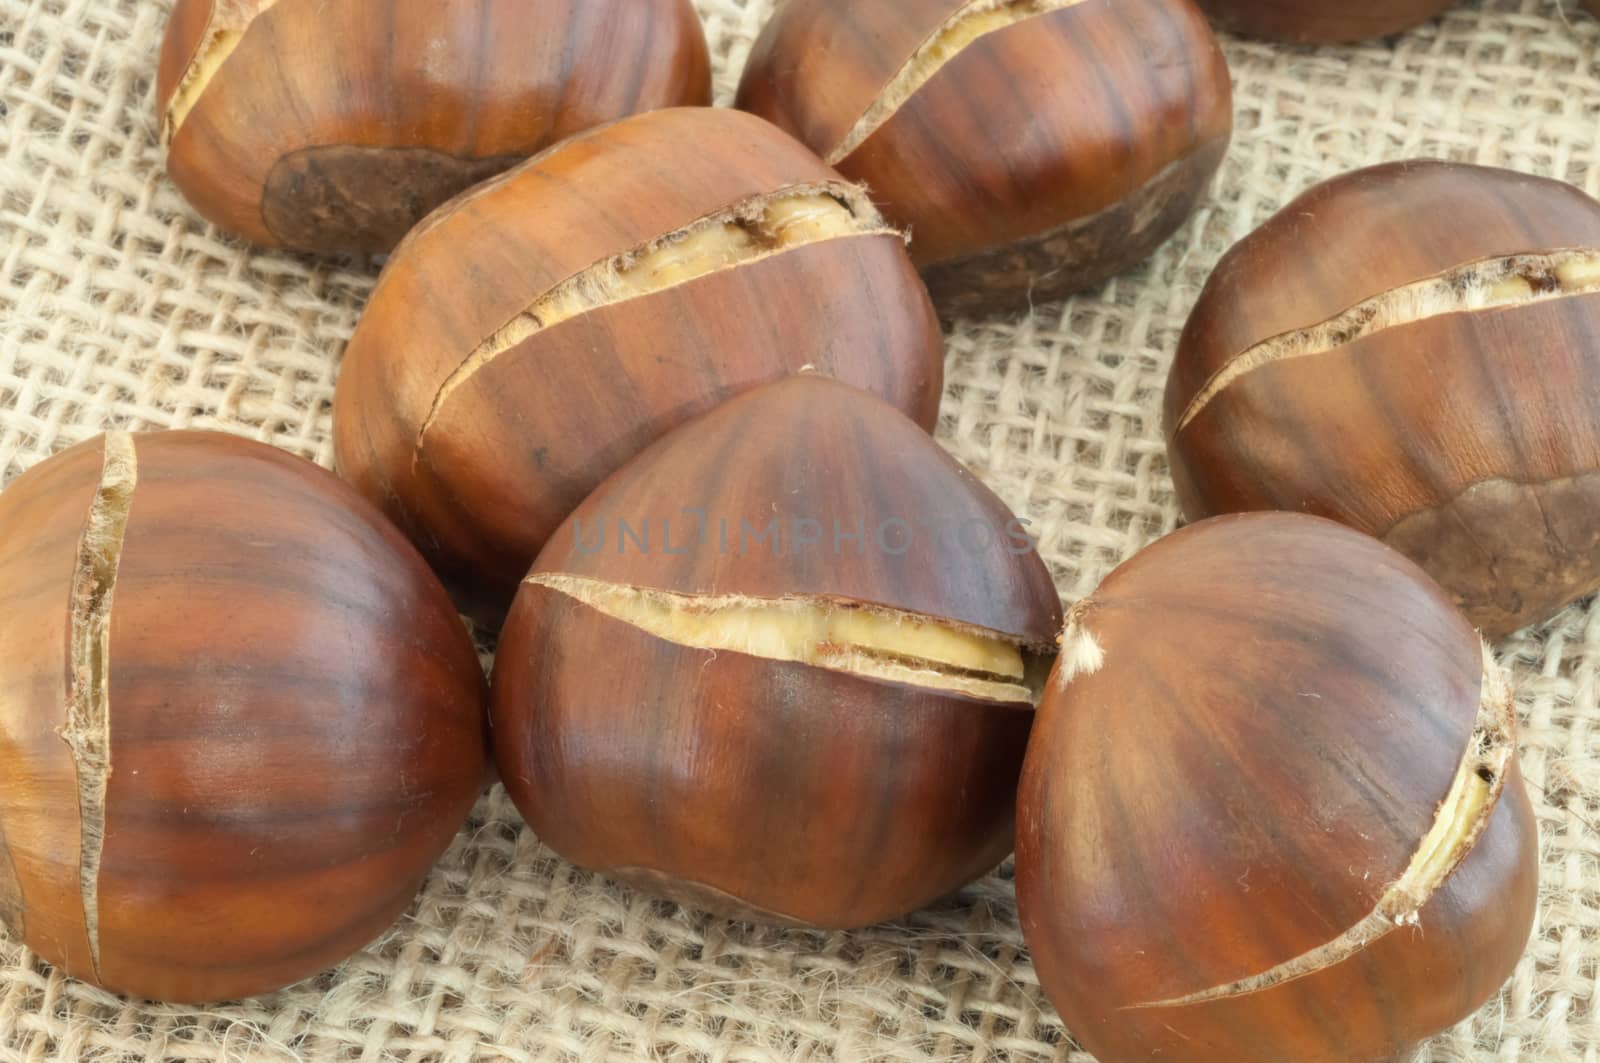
410,183,895,473
1176,250,1600,431
58,431,138,982
828,0,1094,164
1126,641,1517,1010
163,0,277,145
528,573,1044,703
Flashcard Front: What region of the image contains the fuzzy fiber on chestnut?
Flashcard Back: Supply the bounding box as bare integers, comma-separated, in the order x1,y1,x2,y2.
736,0,1233,318
334,107,946,626
1016,513,1537,1063
490,375,1064,929
156,0,710,251
1166,160,1600,638
0,432,487,1002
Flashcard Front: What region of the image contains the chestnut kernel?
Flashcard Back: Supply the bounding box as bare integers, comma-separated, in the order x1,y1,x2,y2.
334,107,946,625
736,0,1233,317
1166,160,1600,637
490,374,1064,928
156,0,711,252
0,432,487,1002
1016,513,1538,1063
1192,0,1456,43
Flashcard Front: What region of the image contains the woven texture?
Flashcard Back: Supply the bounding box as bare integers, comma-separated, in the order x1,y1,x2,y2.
2,0,1599,1058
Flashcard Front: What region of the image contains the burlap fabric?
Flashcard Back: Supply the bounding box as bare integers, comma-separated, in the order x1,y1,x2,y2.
1,0,1598,1058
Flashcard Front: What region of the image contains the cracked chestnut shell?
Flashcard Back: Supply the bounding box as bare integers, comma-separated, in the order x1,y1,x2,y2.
1166,161,1600,637
334,107,946,626
1016,513,1538,1063
735,0,1233,318
1193,0,1455,42
156,0,710,252
0,432,487,1002
490,374,1064,928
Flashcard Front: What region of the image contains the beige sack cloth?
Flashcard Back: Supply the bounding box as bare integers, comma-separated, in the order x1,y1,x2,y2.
2,0,1598,1058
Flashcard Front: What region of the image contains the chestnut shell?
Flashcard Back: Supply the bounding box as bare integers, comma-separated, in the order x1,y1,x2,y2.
491,375,1063,928
156,0,711,251
333,107,946,626
0,432,487,1002
1193,0,1456,43
736,0,1233,317
1015,513,1538,1063
1166,160,1600,637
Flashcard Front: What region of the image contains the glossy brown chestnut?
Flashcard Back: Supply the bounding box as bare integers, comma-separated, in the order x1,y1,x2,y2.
1016,513,1538,1063
334,107,946,625
490,374,1063,928
1166,161,1600,637
0,432,487,1002
1192,0,1455,43
736,0,1234,317
156,0,710,252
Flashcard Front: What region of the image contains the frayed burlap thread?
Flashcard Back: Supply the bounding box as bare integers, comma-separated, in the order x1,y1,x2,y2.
2,0,1599,1058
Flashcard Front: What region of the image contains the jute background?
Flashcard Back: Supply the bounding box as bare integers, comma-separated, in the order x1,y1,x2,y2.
1,0,1598,1058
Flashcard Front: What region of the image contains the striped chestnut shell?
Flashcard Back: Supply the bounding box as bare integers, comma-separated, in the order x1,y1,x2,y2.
156,0,710,251
491,375,1064,929
1192,0,1455,43
736,0,1234,317
1016,513,1538,1063
1166,161,1600,637
0,432,486,1002
333,107,945,626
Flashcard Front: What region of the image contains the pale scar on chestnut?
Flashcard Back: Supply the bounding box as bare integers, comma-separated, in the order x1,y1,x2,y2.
1122,640,1517,1009
162,0,277,145
1176,250,1600,431
527,573,1046,704
411,185,897,468
58,431,138,981
1051,606,1106,689
828,0,1093,164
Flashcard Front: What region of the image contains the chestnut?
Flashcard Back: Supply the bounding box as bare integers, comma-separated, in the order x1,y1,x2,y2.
156,0,710,252
334,106,946,626
1015,512,1538,1063
490,374,1064,928
1192,0,1455,43
735,0,1233,317
1166,160,1600,638
0,432,487,1002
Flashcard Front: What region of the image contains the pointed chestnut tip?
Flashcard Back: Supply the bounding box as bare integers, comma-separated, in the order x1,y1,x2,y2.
531,370,1063,650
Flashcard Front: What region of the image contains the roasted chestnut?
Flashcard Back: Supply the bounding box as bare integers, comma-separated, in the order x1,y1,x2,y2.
0,432,487,1002
490,374,1063,928
334,107,946,625
1166,160,1600,637
1016,512,1538,1063
156,0,711,252
736,0,1233,317
1192,0,1456,42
